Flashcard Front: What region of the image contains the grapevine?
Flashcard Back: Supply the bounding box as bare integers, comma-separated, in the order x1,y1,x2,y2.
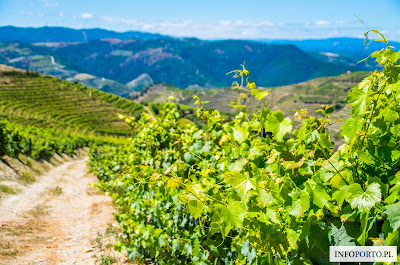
89,33,400,264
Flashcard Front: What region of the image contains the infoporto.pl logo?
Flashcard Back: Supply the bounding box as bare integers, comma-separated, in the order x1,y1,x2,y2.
330,246,397,262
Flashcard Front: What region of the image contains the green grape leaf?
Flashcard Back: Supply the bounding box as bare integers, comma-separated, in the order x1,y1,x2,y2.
251,88,269,100
286,229,300,250
384,48,398,62
340,118,358,143
346,87,371,116
346,183,381,212
216,201,247,235
265,110,292,141
319,134,333,149
266,208,280,224
357,150,374,165
232,124,249,144
187,197,203,219
287,189,310,217
333,185,349,208
260,107,270,125
184,152,195,163
392,150,400,161
241,240,251,256
330,223,356,246
158,235,166,247
385,203,400,231
241,240,256,263
225,171,255,197
227,158,248,172
313,184,332,209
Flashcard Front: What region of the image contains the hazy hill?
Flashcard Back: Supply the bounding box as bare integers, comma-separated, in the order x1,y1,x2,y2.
260,38,400,56
133,71,370,135
0,26,171,42
0,42,144,96
257,38,400,69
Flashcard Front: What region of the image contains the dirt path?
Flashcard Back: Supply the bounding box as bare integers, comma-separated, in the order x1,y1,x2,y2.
144,106,156,121
0,157,130,264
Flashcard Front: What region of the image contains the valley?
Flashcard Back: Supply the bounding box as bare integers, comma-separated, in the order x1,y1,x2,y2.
1,25,399,265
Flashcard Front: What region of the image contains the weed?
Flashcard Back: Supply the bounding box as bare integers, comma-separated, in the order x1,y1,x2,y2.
0,242,12,249
20,171,35,183
26,204,48,218
91,223,131,264
97,254,116,265
0,250,18,256
87,184,104,196
0,184,17,195
48,186,62,196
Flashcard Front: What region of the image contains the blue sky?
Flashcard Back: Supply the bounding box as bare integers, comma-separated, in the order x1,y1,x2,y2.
0,0,399,40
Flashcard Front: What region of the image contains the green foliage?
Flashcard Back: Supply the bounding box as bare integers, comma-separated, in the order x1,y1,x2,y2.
0,120,87,160
0,119,124,161
0,121,7,157
89,34,400,264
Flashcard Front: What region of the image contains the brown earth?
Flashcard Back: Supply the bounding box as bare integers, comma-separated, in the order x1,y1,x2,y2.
0,157,134,265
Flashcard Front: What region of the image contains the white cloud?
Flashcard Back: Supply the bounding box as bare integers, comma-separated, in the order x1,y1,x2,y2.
315,20,330,26
59,12,64,17
97,16,396,40
19,11,34,16
43,2,59,7
80,13,94,19
100,16,277,39
38,0,59,7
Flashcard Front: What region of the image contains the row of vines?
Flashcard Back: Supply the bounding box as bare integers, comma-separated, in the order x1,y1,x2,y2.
88,36,400,264
0,119,128,161
0,119,89,160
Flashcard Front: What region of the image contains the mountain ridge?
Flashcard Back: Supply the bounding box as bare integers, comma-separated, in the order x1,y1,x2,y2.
0,26,380,93
0,26,172,43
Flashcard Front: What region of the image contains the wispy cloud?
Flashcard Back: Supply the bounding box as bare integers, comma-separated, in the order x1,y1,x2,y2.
80,13,94,19
100,16,278,39
315,20,330,26
19,11,34,16
99,16,380,40
38,0,59,7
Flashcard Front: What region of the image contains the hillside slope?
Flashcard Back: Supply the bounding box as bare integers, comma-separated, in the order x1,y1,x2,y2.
133,71,370,136
0,65,143,136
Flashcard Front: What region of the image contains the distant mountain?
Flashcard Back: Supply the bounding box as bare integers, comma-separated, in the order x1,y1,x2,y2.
48,38,354,88
0,38,358,89
256,38,400,68
258,38,400,56
0,27,376,90
126,74,154,93
0,26,171,43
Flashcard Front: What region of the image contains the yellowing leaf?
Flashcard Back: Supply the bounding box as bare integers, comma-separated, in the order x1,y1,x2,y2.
331,174,343,188
219,134,230,145
167,177,182,189
369,237,383,245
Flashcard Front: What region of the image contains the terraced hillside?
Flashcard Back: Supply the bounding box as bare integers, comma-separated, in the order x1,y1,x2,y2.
0,65,143,136
134,71,369,118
